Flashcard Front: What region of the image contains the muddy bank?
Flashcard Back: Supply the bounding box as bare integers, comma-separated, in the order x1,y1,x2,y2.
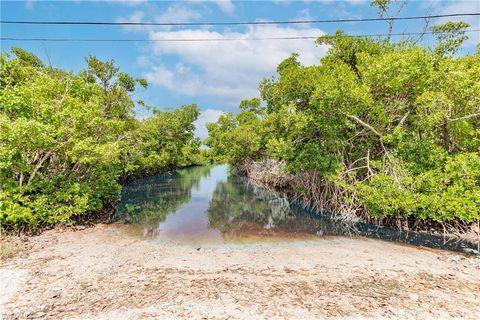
1,224,479,319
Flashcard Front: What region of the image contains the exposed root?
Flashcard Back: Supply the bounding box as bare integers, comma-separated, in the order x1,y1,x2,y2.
237,158,478,246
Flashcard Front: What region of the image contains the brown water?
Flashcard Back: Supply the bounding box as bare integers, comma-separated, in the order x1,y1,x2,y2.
113,165,477,252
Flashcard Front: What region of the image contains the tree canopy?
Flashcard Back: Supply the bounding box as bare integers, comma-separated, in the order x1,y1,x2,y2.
206,23,480,225
0,49,202,230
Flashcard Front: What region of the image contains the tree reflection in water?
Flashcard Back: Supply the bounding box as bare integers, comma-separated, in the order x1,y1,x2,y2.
113,165,477,251
113,165,213,238
206,174,347,241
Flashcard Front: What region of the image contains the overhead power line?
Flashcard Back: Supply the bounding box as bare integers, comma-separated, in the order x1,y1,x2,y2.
1,29,479,43
1,12,479,27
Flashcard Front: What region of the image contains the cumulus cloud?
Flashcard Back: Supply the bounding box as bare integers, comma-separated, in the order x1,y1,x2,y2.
116,4,202,32
144,25,328,106
155,3,202,26
116,2,329,108
194,109,225,141
213,0,235,14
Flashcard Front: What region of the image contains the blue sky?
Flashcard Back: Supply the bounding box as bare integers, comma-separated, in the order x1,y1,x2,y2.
1,0,479,139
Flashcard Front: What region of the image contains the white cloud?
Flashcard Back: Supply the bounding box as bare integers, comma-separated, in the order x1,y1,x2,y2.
144,25,328,106
107,0,147,6
433,0,480,47
214,0,235,14
116,11,146,32
116,4,201,32
116,2,329,108
346,0,369,6
155,3,202,25
295,8,312,21
194,109,225,140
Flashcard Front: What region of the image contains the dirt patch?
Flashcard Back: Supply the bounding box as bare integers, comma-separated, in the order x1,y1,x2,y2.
1,224,479,319
0,235,28,263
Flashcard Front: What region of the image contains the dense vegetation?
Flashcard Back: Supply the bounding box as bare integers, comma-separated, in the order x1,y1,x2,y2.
206,22,480,228
1,1,478,234
0,49,202,230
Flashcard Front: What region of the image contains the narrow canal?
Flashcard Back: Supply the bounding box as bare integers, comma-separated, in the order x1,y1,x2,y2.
113,165,477,252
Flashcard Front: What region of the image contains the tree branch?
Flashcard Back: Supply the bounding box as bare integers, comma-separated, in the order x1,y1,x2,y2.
395,111,409,130
345,114,383,138
448,113,480,122
27,151,53,186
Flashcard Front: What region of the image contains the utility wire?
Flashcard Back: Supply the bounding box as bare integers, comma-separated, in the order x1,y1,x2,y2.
2,30,479,42
1,12,479,26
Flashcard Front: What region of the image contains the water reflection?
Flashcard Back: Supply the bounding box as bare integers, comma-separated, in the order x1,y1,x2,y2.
113,165,477,251
207,174,347,242
114,165,214,238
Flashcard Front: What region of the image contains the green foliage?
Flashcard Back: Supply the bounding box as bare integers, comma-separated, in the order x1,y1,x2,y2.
239,97,264,115
207,25,480,224
431,21,470,57
206,111,263,164
370,0,391,12
11,47,44,68
122,104,201,178
357,153,480,222
0,49,201,230
316,30,388,72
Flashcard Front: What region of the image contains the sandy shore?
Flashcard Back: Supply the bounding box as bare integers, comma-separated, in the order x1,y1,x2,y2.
1,224,479,319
